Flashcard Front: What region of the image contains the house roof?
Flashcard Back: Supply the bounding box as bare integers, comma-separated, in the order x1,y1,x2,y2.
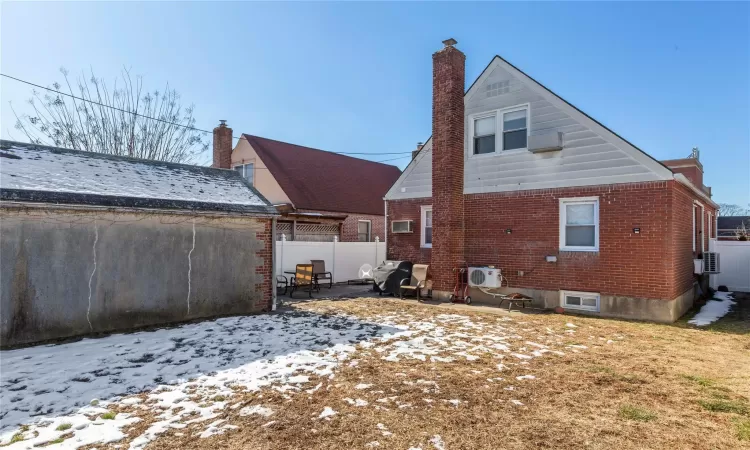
386,53,680,200
0,140,277,215
242,134,402,216
717,216,750,231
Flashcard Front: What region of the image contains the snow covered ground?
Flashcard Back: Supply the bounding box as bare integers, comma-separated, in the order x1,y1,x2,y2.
688,291,736,326
0,307,592,449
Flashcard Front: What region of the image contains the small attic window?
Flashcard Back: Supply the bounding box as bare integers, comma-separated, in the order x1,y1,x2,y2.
486,81,510,98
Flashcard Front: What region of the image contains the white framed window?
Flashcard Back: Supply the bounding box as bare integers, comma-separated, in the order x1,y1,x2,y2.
421,205,433,248
357,220,371,242
469,104,529,156
559,197,599,251
234,163,254,185
561,290,600,312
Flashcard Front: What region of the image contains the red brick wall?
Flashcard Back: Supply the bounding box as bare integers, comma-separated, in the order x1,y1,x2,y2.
431,44,466,292
255,219,274,311
341,213,385,242
386,198,433,263
212,122,233,169
463,182,673,300
387,181,719,301
293,209,385,242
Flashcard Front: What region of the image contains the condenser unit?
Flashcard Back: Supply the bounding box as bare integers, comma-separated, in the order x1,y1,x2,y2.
468,267,502,288
703,252,720,274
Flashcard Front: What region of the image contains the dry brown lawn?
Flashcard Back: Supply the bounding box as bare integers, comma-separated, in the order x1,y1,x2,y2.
88,296,748,450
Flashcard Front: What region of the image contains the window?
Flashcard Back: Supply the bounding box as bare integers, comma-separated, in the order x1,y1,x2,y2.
561,290,600,312
473,115,496,155
503,109,527,151
421,206,433,248
470,104,529,155
486,81,510,98
234,163,254,185
559,197,599,251
357,220,371,242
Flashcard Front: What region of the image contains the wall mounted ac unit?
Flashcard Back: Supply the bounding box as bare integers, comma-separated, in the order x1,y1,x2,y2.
468,267,502,288
703,252,720,274
391,220,413,233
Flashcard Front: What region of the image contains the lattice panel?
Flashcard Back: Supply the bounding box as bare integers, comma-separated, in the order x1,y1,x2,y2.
276,223,339,241
276,222,293,240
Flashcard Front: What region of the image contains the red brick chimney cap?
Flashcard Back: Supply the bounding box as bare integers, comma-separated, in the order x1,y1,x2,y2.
442,38,457,47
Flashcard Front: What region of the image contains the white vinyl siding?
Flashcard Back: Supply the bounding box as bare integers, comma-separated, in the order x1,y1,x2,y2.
384,58,668,201
421,205,433,248
561,290,600,312
559,197,599,251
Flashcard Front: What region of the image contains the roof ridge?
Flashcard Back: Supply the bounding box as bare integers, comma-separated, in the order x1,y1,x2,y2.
242,134,401,169
0,139,232,174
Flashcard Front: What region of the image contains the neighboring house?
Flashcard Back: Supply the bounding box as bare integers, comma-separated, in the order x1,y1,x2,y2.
0,140,278,347
717,216,750,240
385,40,718,322
212,124,401,242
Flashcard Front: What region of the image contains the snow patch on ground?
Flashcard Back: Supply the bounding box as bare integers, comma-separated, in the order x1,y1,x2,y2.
688,292,736,326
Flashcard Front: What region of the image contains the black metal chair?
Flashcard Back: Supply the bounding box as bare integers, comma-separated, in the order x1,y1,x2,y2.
311,260,333,289
276,275,288,295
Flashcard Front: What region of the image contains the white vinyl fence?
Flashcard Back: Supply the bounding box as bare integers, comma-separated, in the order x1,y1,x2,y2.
276,237,386,284
709,239,750,292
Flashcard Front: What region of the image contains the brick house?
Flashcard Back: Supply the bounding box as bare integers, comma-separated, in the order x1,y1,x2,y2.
213,126,401,242
385,40,718,322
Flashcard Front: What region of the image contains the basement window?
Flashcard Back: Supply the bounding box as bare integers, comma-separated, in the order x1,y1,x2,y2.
561,290,600,312
559,197,599,251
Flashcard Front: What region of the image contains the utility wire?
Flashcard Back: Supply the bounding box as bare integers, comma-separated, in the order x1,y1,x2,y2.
1,73,413,158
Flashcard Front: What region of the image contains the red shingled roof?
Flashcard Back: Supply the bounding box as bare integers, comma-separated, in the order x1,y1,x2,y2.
243,134,402,216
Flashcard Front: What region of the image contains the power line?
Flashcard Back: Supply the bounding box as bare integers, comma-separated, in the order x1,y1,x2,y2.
1,73,413,158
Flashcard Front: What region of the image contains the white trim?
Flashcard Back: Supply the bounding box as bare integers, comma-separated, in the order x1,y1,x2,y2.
560,290,600,312
384,137,432,200
357,219,372,242
707,212,713,241
420,205,433,248
674,173,719,209
468,104,530,158
559,197,599,252
693,200,705,254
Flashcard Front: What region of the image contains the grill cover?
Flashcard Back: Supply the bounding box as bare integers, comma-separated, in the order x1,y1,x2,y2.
373,260,413,295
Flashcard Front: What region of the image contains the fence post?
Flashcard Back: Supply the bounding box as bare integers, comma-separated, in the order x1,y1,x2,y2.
332,236,338,283
375,236,380,267
280,233,286,278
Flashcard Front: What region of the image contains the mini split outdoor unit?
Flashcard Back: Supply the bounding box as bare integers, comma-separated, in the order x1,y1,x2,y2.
468,267,502,288
703,252,720,274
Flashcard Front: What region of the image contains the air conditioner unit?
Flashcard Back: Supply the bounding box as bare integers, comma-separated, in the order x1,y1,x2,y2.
468,267,502,288
703,252,720,274
391,220,413,233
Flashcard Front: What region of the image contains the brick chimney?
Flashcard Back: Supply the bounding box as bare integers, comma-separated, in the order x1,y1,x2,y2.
431,38,465,296
212,120,233,169
412,142,424,160
662,147,704,188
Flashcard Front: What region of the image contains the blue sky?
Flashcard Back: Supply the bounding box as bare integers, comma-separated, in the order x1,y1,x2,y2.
2,1,748,206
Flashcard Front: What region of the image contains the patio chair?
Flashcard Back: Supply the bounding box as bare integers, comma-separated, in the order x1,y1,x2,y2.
290,264,315,298
311,260,333,289
400,264,429,301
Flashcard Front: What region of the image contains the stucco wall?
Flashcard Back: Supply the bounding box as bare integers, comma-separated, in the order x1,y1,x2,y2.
1,206,273,347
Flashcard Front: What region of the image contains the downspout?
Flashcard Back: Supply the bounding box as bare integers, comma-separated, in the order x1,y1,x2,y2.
383,198,388,263
271,216,278,311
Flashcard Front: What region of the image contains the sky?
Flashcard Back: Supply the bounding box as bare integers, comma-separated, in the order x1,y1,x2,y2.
1,1,748,206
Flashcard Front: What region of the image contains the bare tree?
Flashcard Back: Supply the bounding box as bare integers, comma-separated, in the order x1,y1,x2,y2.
718,203,750,216
11,67,208,164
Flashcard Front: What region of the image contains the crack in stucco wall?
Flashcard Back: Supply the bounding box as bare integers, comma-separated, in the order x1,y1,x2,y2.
186,219,195,316
86,221,98,331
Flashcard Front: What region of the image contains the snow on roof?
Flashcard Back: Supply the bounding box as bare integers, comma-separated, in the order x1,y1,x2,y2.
0,140,276,215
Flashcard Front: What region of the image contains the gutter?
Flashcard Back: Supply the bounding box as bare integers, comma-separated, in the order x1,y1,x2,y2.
0,201,281,219
673,174,719,209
